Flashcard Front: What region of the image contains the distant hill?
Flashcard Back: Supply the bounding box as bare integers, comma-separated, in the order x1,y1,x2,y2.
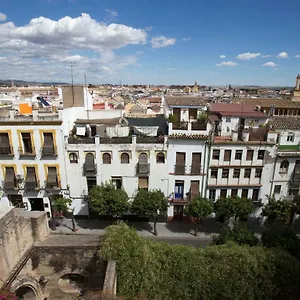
0,79,68,86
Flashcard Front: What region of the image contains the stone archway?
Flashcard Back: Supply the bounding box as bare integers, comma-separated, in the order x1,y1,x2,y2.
15,285,36,300
10,276,44,300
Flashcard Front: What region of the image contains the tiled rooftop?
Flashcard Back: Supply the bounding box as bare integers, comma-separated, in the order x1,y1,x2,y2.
233,98,300,108
166,96,207,107
269,116,300,130
169,133,208,140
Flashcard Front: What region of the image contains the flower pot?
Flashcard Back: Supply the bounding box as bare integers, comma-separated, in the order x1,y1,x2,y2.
55,216,64,226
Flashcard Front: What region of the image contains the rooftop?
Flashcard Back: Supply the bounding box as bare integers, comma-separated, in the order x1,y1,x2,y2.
166,96,207,107
233,98,300,109
75,117,122,125
269,116,300,130
210,103,266,118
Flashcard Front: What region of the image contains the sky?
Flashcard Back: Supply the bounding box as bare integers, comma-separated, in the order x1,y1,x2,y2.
0,0,300,86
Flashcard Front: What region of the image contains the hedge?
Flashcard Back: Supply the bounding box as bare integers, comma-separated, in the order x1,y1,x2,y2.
100,223,300,300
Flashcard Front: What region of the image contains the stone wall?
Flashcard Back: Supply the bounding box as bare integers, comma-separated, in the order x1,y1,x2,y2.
0,207,49,286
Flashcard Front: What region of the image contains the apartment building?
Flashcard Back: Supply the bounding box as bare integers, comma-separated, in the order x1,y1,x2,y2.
206,103,277,204
0,108,67,217
164,96,210,220
269,116,300,200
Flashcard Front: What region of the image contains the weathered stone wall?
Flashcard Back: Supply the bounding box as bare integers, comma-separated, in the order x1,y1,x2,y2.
0,207,49,286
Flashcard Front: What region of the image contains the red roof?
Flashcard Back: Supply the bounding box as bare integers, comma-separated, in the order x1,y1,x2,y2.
210,103,266,118
149,97,161,104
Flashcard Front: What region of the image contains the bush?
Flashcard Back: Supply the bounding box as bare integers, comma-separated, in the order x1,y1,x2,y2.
262,224,300,260
100,223,300,300
213,223,259,246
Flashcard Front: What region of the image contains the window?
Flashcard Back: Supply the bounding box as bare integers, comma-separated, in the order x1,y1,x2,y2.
235,150,243,160
21,132,33,154
190,181,200,200
257,150,265,160
211,168,218,178
244,169,251,178
46,167,58,188
224,150,231,162
280,160,289,173
233,169,240,178
252,189,259,201
274,185,281,194
287,133,295,142
231,189,238,197
225,117,231,122
87,177,97,192
209,189,216,201
191,153,201,174
255,168,262,178
103,153,111,164
222,169,229,178
90,126,97,137
25,167,37,189
112,177,122,189
138,177,148,191
156,152,165,163
246,150,254,161
242,189,248,198
175,152,185,175
69,152,78,163
121,153,130,164
220,189,227,199
0,132,11,155
4,167,16,188
42,132,56,156
212,150,220,160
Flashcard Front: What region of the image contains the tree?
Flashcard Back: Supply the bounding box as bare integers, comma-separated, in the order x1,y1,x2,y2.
214,196,254,224
184,197,213,236
213,222,258,246
262,196,292,224
52,196,72,216
89,183,129,219
131,189,167,235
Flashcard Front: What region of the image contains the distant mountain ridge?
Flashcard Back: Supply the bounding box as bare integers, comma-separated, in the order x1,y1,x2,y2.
0,79,68,86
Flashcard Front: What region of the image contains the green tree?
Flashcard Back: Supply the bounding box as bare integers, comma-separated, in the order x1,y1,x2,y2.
214,196,254,224
262,196,292,224
213,222,258,246
52,196,72,216
184,197,213,236
89,183,129,219
131,189,167,235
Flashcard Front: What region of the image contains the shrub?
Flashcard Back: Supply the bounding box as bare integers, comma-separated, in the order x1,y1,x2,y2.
100,223,300,300
213,222,259,246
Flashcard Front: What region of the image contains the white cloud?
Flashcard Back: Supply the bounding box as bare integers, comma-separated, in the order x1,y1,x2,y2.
0,13,147,82
216,61,238,67
262,62,277,67
151,36,176,48
167,68,176,71
182,37,191,41
220,55,226,58
105,9,118,20
262,54,272,58
277,52,288,58
0,12,7,21
236,52,261,60
295,55,300,58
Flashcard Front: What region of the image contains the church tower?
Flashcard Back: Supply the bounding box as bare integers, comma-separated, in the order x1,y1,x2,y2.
292,74,300,102
296,74,300,90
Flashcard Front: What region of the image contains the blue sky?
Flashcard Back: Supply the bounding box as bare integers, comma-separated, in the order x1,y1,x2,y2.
0,0,299,86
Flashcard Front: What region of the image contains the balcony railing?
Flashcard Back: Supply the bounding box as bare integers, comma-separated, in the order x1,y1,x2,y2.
0,146,13,157
19,147,36,158
68,137,95,144
136,136,164,144
190,164,201,175
174,164,186,175
101,137,132,144
83,162,97,176
25,180,40,191
137,163,150,175
41,146,57,157
172,122,188,130
45,180,61,190
191,122,207,131
278,145,300,151
2,180,18,191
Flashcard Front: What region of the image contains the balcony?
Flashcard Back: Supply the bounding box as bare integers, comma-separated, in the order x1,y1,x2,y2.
19,147,36,158
41,146,57,158
190,164,201,175
2,180,18,191
83,162,97,176
101,137,132,144
68,137,95,144
25,180,40,191
172,122,188,130
136,136,164,144
191,122,207,131
0,146,14,158
174,164,186,175
137,163,150,175
278,145,300,152
45,180,61,191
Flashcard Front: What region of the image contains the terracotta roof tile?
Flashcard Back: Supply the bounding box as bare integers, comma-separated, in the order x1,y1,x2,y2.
233,98,300,109
169,133,208,140
269,116,300,130
166,96,207,107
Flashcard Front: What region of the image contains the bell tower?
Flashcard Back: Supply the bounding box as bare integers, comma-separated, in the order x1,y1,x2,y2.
292,74,300,102
296,74,300,90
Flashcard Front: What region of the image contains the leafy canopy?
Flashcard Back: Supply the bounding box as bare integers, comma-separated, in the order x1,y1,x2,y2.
131,189,167,218
262,197,292,223
184,197,213,223
52,197,72,214
89,182,129,217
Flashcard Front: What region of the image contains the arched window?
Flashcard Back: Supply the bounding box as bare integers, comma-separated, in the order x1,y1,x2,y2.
156,152,165,163
69,152,78,163
121,153,129,164
139,152,148,164
103,153,111,164
280,160,289,173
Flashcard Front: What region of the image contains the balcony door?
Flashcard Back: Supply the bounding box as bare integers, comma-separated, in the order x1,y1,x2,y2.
175,181,184,199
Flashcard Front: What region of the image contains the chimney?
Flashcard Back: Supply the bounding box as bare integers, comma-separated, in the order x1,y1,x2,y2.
132,134,136,144
95,135,100,144
9,110,15,120
32,110,38,121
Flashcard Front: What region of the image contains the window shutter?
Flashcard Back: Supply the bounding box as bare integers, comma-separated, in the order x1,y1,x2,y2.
176,152,185,165
138,177,148,189
26,167,36,182
139,153,148,164
5,167,15,182
47,167,57,183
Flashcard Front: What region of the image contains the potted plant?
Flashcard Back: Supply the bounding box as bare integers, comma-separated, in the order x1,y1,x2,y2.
52,197,72,226
167,114,177,123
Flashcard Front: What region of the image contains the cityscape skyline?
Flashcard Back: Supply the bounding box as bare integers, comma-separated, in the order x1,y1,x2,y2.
0,0,300,86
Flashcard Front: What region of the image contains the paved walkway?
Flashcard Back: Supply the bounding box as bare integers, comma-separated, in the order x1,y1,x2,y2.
51,218,221,239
